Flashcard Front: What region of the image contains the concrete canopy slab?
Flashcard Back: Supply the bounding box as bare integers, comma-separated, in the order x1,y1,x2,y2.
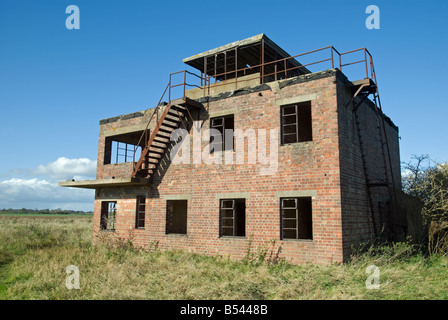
182,33,309,77
59,177,150,189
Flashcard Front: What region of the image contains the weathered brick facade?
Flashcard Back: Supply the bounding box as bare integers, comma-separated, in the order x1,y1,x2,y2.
61,35,405,264
85,69,404,265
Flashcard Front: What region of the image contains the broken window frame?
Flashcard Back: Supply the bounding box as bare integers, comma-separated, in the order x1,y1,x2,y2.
210,115,235,153
219,198,246,237
135,196,146,229
280,197,313,240
100,201,117,232
280,102,312,145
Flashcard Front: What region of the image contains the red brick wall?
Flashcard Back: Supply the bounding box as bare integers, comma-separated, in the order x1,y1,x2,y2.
336,78,405,260
91,70,402,265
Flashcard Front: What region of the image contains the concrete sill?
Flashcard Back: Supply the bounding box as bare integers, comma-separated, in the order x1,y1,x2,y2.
280,141,314,147
281,239,314,243
219,236,247,240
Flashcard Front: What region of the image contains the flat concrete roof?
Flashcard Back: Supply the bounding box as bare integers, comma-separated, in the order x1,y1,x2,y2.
183,34,266,63
183,33,308,77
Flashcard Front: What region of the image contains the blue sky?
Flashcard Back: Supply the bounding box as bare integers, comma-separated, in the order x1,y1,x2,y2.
0,0,447,210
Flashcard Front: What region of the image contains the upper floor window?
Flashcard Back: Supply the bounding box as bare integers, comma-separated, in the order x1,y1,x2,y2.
210,115,234,152
281,102,312,144
104,135,141,165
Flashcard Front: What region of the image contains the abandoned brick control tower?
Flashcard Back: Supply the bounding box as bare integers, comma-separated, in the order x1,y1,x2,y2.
60,34,406,264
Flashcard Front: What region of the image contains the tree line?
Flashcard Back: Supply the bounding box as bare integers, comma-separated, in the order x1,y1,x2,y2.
0,208,93,215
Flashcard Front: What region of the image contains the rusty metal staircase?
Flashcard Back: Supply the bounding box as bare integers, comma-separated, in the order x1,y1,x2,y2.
132,71,203,178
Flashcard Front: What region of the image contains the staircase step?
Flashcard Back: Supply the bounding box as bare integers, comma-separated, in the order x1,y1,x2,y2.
146,157,160,164
162,120,180,129
167,110,185,119
158,126,176,134
148,146,166,154
165,114,183,122
156,131,172,138
170,105,187,113
147,153,162,159
151,141,168,149
153,136,171,144
148,148,166,155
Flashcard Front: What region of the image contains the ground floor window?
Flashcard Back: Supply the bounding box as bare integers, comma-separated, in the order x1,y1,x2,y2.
220,198,246,237
166,200,188,234
135,196,146,229
280,197,312,240
100,201,117,231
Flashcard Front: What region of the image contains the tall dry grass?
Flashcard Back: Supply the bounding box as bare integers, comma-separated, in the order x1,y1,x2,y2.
0,215,447,300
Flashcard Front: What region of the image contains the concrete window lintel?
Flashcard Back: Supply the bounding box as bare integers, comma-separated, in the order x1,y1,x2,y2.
276,94,317,106
208,108,238,119
275,190,318,198
215,192,251,199
162,194,192,201
103,124,148,137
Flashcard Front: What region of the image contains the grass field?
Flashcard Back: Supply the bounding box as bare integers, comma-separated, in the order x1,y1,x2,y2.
0,214,447,300
0,213,93,218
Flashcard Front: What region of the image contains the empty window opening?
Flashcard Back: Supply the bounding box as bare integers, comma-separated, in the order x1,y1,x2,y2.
220,199,245,237
104,133,143,165
166,200,188,234
100,201,117,231
281,197,312,240
281,102,312,144
107,140,140,164
210,115,234,152
135,196,146,229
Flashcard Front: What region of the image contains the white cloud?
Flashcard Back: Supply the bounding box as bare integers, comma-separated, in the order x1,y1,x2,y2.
0,178,53,196
36,157,96,180
0,178,94,211
0,157,97,211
